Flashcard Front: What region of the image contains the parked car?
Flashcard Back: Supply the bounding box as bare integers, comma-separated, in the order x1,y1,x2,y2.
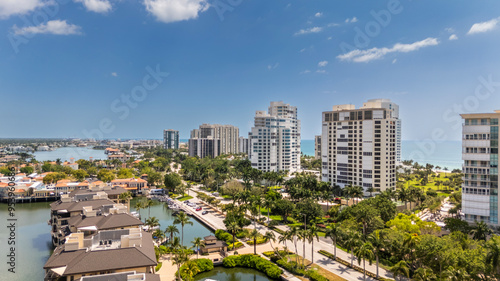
202,211,208,215
196,207,202,211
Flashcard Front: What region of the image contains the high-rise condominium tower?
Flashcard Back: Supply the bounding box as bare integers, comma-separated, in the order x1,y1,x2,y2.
188,124,239,157
321,99,400,192
249,101,301,173
163,129,179,149
461,111,500,225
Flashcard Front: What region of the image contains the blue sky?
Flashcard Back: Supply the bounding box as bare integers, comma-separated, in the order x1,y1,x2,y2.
1,0,500,141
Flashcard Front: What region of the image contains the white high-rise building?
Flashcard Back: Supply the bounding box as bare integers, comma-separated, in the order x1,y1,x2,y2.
321,99,399,192
249,101,301,173
461,111,500,225
239,137,250,155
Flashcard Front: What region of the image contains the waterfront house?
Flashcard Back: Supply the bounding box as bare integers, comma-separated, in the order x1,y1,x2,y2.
110,178,148,195
44,229,157,281
200,235,227,255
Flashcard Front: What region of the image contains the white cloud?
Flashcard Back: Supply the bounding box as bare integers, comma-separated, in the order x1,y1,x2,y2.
449,34,458,40
345,17,358,23
445,27,455,33
13,20,82,35
267,63,279,70
111,72,118,77
315,12,322,18
327,36,332,40
316,69,326,73
392,59,397,64
0,0,49,19
75,0,112,13
318,61,328,67
300,48,306,53
467,18,499,34
300,70,311,74
294,26,322,36
337,37,439,63
144,0,209,23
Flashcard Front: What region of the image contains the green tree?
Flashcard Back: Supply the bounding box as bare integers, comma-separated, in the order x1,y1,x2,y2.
191,237,205,259
225,220,241,248
153,229,165,244
145,199,154,218
72,169,89,181
117,168,134,179
20,166,34,174
345,230,362,267
391,260,410,281
134,200,144,220
145,216,160,232
165,225,179,241
174,211,193,245
273,199,295,222
325,223,341,260
486,235,500,276
181,260,200,281
164,173,182,193
306,225,320,266
368,230,386,279
414,267,437,281
249,229,259,255
470,221,492,241
355,242,375,281
97,169,115,182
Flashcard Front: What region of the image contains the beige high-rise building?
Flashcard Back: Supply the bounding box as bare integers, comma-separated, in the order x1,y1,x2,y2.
321,99,399,193
461,111,500,225
189,124,239,157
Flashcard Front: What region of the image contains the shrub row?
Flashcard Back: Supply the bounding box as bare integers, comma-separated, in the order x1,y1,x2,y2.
246,238,268,245
228,242,244,250
177,258,214,280
318,250,391,281
223,254,283,279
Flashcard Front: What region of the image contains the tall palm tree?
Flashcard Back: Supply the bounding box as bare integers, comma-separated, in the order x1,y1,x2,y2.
249,229,259,255
287,226,300,267
172,247,190,281
226,221,241,247
263,197,274,223
391,260,410,281
174,211,193,246
145,199,154,218
414,267,437,281
306,225,320,267
134,200,144,220
145,216,160,232
355,242,375,281
191,237,205,259
165,225,179,242
298,228,307,269
345,230,362,267
264,231,276,251
168,236,181,260
325,223,341,260
368,230,386,279
486,236,500,276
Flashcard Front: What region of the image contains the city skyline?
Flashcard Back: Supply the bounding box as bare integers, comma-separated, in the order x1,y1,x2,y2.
1,1,500,141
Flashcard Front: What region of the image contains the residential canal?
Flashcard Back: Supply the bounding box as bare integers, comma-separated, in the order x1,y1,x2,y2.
194,267,274,281
0,197,213,281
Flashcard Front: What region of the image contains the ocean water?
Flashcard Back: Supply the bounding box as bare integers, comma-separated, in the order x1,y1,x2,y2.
300,139,462,170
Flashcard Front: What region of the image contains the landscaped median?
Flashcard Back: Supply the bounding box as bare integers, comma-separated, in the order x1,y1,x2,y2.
318,250,392,281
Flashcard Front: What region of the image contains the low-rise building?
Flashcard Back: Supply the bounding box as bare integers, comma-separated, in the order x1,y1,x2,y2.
200,235,227,255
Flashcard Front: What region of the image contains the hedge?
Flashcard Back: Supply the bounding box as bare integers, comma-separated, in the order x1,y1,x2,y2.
246,238,268,245
177,259,214,280
228,242,244,250
223,254,283,279
318,250,391,281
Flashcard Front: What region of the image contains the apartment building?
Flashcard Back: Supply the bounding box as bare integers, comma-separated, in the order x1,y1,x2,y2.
190,124,239,155
163,129,179,149
249,101,301,173
188,137,220,158
315,135,322,160
461,111,500,225
321,99,399,193
239,137,250,155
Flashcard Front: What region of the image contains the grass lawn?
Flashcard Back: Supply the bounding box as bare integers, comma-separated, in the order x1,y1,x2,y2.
400,172,458,193
177,195,193,201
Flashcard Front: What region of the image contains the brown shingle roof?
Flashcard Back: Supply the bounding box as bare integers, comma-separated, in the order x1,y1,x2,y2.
67,213,143,230
50,199,115,212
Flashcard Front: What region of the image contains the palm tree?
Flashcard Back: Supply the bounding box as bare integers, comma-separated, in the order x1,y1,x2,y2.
391,260,410,281
191,237,205,259
287,226,300,267
368,230,386,279
168,236,181,260
174,211,193,246
181,260,200,281
249,229,259,255
486,236,500,277
172,247,190,281
134,200,144,220
165,225,179,242
414,267,437,281
263,197,274,223
355,242,375,281
306,225,320,266
345,230,362,267
145,216,160,232
145,199,154,218
153,229,165,244
471,221,492,241
325,223,341,260
226,221,241,247
118,191,133,204
264,231,276,251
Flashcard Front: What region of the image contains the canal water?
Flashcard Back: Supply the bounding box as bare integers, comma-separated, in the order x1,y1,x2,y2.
0,197,213,281
32,146,107,162
194,266,274,281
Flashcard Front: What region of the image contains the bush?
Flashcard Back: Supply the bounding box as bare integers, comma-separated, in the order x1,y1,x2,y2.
268,220,280,227
247,238,268,245
155,262,162,272
223,254,283,279
215,229,235,244
177,259,214,280
228,242,244,250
